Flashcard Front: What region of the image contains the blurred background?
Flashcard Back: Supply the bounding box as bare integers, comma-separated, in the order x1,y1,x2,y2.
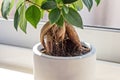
1,0,120,28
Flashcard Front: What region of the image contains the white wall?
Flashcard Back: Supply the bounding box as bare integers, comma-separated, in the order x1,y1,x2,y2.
0,19,120,63
0,19,41,48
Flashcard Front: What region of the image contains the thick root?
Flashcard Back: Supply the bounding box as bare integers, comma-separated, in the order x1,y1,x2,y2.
40,22,53,50
46,31,53,54
65,22,82,48
50,24,58,40
56,23,66,42
40,22,87,56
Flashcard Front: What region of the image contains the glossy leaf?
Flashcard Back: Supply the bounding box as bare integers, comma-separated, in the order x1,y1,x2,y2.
56,15,64,27
62,5,69,14
10,0,14,10
25,5,41,28
95,0,100,6
14,2,23,31
32,0,44,6
41,9,44,18
62,7,83,28
56,0,62,3
62,0,78,4
19,4,27,33
14,8,20,31
41,1,57,10
82,0,93,11
49,8,61,24
47,0,56,1
74,0,83,11
16,0,24,9
1,0,11,19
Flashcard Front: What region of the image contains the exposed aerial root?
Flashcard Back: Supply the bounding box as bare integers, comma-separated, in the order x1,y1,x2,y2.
40,22,53,50
65,22,82,49
40,22,90,56
50,24,58,41
56,22,66,42
46,31,53,54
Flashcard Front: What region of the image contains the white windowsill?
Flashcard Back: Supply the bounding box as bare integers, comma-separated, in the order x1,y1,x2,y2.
0,68,33,80
0,61,120,80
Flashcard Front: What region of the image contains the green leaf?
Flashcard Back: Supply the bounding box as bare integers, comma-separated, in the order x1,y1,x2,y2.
41,9,44,18
19,4,27,33
31,0,44,6
69,4,76,9
14,8,20,31
95,0,100,6
41,1,57,10
47,0,56,1
62,0,77,4
10,0,14,10
62,7,83,28
82,0,93,11
56,15,64,27
73,0,83,11
62,5,69,14
16,0,24,9
1,0,11,19
14,3,23,31
25,5,41,28
56,0,62,3
49,8,61,24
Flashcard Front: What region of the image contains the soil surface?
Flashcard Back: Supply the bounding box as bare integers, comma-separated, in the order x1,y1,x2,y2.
41,39,90,57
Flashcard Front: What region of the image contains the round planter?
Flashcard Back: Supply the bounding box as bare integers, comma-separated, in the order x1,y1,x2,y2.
33,42,96,80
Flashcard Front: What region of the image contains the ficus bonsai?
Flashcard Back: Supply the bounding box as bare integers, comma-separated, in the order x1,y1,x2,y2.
1,0,100,56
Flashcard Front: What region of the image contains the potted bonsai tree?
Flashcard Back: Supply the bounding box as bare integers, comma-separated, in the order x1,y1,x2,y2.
1,0,100,80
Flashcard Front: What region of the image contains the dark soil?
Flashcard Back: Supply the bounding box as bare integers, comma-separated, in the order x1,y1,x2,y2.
41,39,90,57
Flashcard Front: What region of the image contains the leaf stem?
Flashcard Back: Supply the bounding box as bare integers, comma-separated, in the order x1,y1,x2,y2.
25,0,50,12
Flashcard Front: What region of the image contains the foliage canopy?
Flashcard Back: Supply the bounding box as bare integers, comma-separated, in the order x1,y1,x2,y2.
1,0,100,33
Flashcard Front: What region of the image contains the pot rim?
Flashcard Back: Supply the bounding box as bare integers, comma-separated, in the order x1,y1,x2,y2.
33,42,95,60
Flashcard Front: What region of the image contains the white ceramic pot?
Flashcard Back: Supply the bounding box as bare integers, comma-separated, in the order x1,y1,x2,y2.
33,42,96,80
